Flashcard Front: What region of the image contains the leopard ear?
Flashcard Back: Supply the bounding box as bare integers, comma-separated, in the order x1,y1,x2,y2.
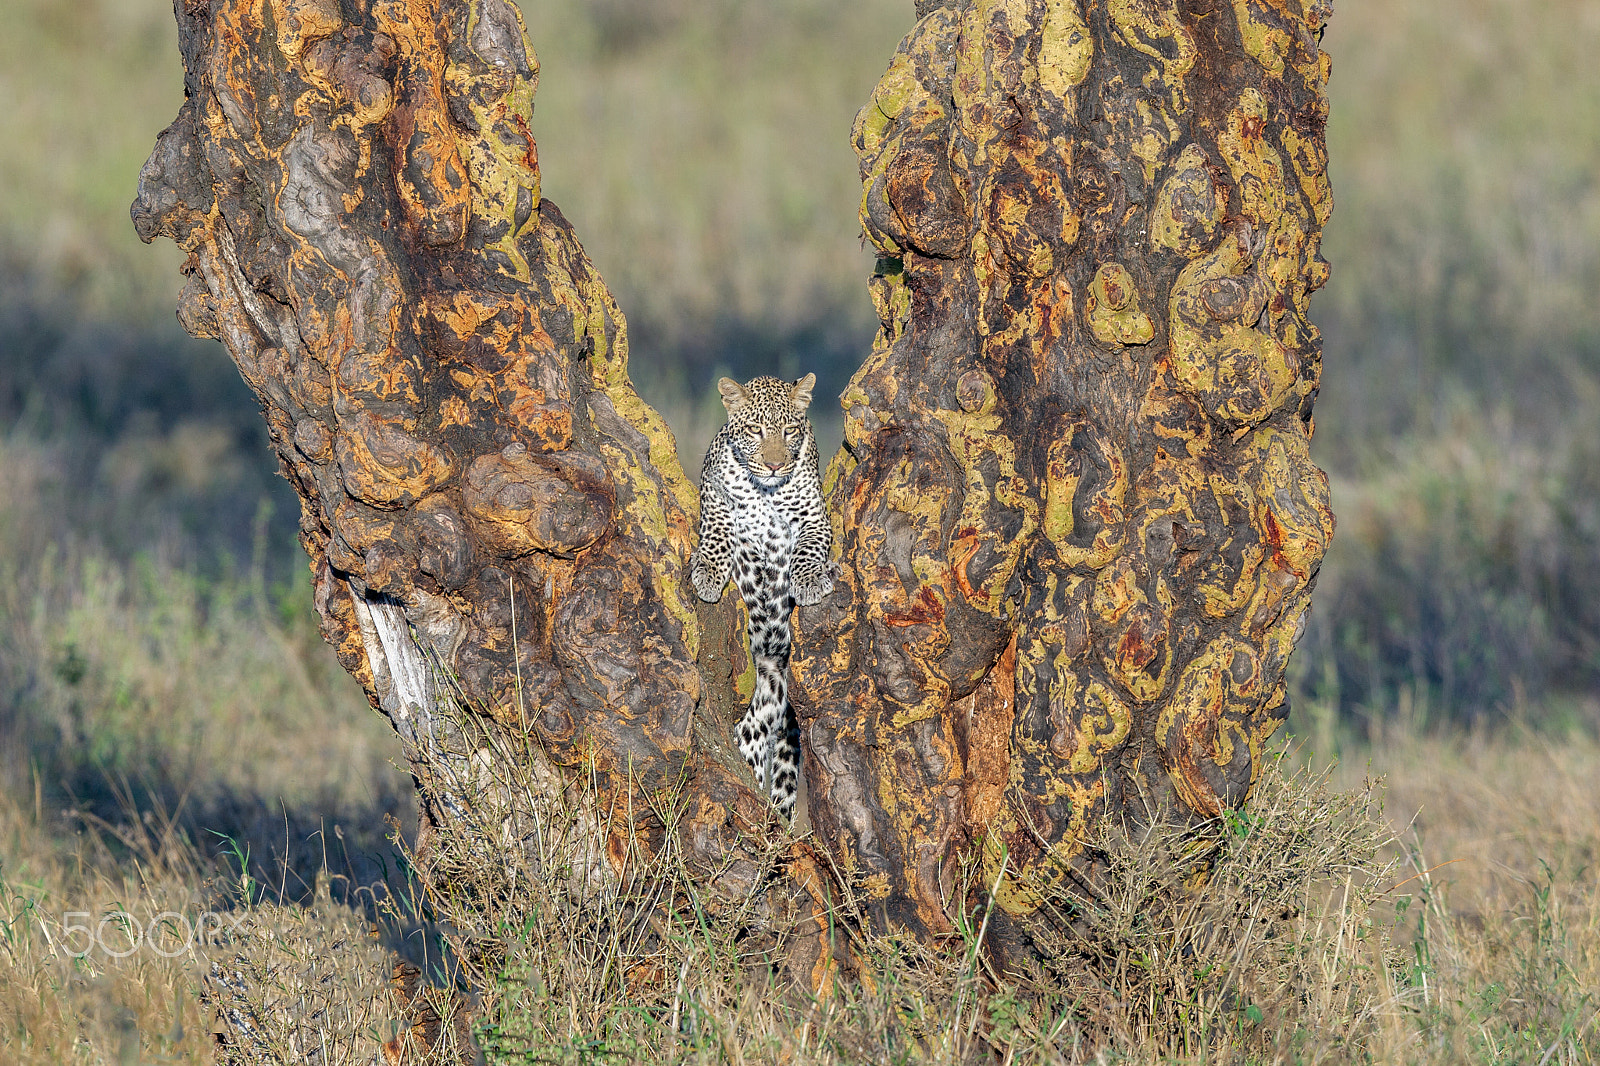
718,377,749,411
790,372,816,412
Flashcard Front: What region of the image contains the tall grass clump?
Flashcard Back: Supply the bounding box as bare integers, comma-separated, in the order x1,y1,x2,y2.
1029,764,1400,1060
1324,726,1600,1064
0,771,410,1065
0,785,216,1064
384,676,1408,1065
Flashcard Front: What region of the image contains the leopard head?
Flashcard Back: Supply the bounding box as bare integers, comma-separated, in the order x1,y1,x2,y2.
718,373,816,487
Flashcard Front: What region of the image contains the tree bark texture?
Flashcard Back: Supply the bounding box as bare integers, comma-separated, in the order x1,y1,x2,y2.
792,0,1334,948
132,0,839,984
132,0,1334,970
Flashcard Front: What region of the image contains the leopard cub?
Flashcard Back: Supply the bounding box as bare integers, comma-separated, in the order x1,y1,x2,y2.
690,374,832,820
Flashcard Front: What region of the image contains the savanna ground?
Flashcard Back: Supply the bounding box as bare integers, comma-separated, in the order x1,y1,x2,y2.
1,0,1596,1061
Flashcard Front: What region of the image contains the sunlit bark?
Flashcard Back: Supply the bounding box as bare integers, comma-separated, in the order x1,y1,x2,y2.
795,0,1334,957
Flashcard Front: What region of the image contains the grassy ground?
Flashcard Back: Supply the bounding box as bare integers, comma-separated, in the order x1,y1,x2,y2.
2,675,1595,1062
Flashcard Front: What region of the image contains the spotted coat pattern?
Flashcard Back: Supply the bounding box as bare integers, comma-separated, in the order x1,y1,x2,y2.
691,374,832,820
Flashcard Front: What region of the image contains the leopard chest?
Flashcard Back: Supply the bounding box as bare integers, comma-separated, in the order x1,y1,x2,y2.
726,479,800,577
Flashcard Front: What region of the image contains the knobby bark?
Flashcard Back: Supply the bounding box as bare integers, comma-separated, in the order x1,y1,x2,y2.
133,0,1333,977
132,0,837,985
794,0,1334,956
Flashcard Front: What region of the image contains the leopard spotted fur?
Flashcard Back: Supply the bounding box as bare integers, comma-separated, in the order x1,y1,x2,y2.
690,374,832,820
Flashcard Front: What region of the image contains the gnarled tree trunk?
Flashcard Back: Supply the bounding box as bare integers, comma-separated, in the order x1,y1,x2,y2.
796,0,1334,955
133,0,1331,975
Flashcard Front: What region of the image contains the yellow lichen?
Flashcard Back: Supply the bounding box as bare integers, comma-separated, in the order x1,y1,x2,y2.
1168,225,1298,425
1280,126,1333,227
1151,143,1224,256
1108,0,1198,112
1217,88,1288,227
1230,0,1293,75
935,371,1040,617
447,0,542,280
1037,0,1093,104
269,0,341,62
1086,262,1155,346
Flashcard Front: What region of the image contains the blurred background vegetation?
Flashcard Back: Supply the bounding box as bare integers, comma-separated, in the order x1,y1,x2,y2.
1,0,1597,879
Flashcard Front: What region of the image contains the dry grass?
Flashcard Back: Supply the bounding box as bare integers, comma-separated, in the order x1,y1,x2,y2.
1329,725,1600,1064
393,695,1397,1065
2,663,1597,1064
0,783,407,1065
0,788,215,1064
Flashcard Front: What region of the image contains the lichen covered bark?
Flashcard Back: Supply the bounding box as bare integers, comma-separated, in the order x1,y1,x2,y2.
130,0,826,968
794,0,1334,947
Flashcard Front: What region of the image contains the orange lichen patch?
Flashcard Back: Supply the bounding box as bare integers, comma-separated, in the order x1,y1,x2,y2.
437,395,476,430
427,289,495,341
1085,262,1155,346
335,410,455,507
336,338,423,410
331,497,400,552
427,287,575,451
300,32,396,136
461,447,613,559
884,585,947,629
1151,143,1225,257
1107,599,1173,702
1092,556,1141,629
372,0,471,247
313,558,375,691
208,3,273,147
270,0,342,62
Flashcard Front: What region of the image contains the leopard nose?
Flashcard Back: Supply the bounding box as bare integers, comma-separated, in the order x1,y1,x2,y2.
760,439,788,467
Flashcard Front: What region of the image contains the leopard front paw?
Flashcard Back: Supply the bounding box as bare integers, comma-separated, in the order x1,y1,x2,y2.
791,562,835,607
689,557,726,603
